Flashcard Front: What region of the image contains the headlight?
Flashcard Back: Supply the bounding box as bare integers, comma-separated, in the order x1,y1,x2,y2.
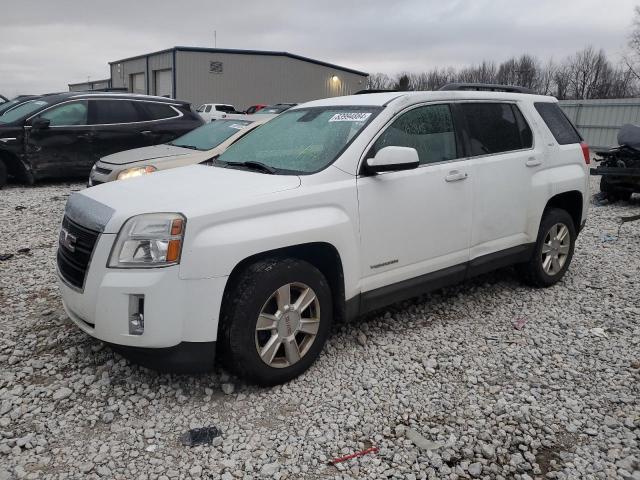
116,166,157,180
108,213,185,268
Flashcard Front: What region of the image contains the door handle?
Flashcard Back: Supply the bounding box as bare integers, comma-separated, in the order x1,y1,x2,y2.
445,170,468,182
140,130,154,136
525,157,542,167
79,133,94,141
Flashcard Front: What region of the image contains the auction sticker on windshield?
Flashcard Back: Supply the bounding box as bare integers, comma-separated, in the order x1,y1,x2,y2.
328,112,372,122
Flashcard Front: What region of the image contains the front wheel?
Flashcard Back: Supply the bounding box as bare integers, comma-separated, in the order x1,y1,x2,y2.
219,257,332,385
518,208,576,287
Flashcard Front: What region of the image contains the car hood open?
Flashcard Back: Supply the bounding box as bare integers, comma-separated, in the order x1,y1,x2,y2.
72,164,301,233
100,144,195,166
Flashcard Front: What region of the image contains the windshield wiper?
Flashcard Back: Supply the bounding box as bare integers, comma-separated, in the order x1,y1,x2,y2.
223,161,277,174
170,143,201,150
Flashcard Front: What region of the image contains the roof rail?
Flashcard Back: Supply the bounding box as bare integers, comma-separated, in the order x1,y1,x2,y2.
438,83,535,94
354,89,400,95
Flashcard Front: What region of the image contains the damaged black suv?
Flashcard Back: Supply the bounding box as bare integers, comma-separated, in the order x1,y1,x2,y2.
0,92,203,187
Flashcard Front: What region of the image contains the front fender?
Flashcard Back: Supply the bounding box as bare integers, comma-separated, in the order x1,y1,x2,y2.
178,206,361,298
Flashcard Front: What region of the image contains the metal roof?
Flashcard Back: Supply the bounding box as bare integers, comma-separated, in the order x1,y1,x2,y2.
108,46,369,77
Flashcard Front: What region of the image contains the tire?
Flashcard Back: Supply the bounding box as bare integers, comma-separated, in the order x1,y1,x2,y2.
518,208,576,288
0,159,6,189
600,177,632,201
219,257,333,386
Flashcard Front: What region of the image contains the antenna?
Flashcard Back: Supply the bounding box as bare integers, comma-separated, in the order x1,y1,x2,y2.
214,30,217,48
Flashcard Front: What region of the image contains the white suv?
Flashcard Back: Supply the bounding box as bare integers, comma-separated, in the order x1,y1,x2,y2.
57,87,590,385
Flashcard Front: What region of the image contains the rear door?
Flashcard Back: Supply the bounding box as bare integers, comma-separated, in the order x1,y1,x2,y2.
137,101,190,143
357,103,473,296
25,100,90,178
88,99,146,166
456,102,540,260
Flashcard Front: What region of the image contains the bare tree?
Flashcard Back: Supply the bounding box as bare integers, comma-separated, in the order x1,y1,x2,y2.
367,73,394,90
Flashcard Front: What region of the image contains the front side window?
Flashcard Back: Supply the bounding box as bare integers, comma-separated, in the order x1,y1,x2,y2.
372,104,458,165
0,100,49,124
460,103,526,156
218,107,380,174
205,105,212,113
91,100,139,124
169,120,252,151
40,101,88,126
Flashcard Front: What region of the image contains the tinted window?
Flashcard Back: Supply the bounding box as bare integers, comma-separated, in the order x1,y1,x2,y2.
513,105,533,148
40,101,88,126
373,104,457,165
92,100,139,124
460,103,525,156
169,120,252,150
141,102,179,120
216,105,235,113
534,102,582,145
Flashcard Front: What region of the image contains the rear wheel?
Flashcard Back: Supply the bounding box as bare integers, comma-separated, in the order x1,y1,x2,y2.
518,208,576,287
219,257,332,385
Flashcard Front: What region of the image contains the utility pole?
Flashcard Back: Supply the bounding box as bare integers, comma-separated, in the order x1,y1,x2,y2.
214,30,217,48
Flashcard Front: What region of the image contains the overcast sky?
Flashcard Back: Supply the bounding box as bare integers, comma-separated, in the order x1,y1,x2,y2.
1,0,637,97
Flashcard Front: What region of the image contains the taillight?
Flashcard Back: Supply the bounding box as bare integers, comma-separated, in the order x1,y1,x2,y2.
580,142,590,165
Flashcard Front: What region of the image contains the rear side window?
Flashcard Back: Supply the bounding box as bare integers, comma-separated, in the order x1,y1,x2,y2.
91,100,139,124
373,104,458,165
534,102,582,145
141,102,179,120
216,105,235,113
460,103,528,156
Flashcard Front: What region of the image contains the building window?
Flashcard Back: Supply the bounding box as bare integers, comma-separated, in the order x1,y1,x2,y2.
209,61,223,74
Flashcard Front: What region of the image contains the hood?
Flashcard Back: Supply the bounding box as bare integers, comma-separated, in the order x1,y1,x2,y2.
73,165,301,233
100,144,195,166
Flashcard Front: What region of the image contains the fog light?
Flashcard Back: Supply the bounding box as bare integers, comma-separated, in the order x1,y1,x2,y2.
129,295,145,335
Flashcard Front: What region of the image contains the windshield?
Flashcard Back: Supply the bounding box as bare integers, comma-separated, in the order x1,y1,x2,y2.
0,99,48,124
218,107,380,174
169,119,253,150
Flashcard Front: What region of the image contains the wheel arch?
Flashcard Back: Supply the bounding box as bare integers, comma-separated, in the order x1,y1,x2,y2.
544,190,583,231
219,242,348,331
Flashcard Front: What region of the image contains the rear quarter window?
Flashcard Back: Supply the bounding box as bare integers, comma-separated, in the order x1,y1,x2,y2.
140,102,180,121
534,102,582,145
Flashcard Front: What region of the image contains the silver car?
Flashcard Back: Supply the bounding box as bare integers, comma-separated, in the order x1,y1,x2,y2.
88,116,274,185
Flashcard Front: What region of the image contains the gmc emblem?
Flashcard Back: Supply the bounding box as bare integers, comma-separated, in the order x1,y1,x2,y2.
59,228,77,253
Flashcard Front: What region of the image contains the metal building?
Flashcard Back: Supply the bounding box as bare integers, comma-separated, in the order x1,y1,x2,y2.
106,46,368,110
560,99,640,151
68,78,113,92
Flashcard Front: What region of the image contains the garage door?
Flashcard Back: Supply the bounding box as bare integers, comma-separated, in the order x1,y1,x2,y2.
130,73,145,94
154,70,172,98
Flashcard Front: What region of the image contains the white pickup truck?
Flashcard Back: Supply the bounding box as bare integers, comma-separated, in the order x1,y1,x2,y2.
196,103,248,122
57,87,590,385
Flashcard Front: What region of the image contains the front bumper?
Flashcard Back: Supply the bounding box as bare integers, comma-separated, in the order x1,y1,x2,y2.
58,233,228,354
88,162,119,186
108,341,216,373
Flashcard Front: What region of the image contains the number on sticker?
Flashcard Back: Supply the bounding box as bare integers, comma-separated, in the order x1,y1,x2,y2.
328,112,372,122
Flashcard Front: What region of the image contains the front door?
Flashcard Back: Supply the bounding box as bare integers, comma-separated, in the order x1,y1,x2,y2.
357,103,473,297
25,100,91,178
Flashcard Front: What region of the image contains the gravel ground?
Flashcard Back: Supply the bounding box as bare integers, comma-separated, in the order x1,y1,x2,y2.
0,177,638,480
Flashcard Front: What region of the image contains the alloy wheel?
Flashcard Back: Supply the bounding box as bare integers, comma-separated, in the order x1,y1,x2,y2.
541,222,571,276
255,282,321,368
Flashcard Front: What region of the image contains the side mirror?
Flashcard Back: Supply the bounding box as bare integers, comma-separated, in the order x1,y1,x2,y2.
364,146,419,174
31,117,51,130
